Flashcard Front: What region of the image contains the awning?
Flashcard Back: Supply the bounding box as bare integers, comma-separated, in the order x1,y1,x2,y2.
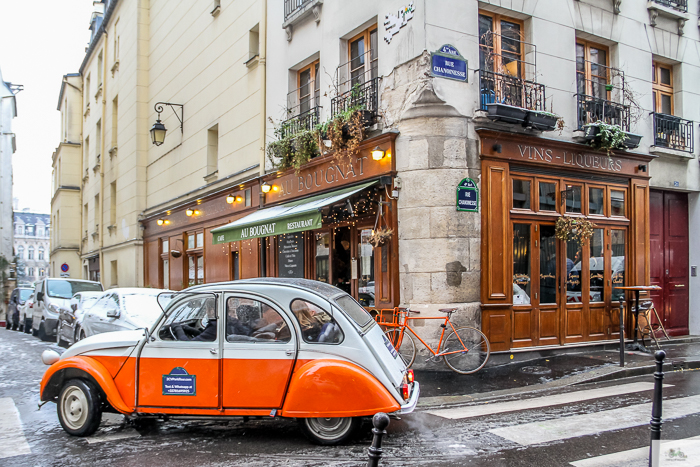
211,181,377,244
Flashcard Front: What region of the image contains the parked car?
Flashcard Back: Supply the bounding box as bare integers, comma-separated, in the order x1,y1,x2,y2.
40,278,419,444
6,287,33,330
32,279,104,341
79,288,171,339
56,292,104,347
19,291,36,334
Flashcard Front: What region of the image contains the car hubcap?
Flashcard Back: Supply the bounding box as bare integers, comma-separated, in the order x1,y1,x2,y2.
306,417,351,441
60,387,88,430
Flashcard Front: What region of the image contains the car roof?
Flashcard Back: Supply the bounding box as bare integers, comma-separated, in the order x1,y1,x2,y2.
46,278,101,283
105,287,170,296
185,278,345,301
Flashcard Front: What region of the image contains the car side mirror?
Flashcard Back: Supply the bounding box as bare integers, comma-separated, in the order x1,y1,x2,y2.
106,309,120,318
36,292,44,302
71,304,78,311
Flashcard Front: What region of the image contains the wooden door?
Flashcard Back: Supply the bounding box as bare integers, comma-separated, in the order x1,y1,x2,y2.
650,191,689,336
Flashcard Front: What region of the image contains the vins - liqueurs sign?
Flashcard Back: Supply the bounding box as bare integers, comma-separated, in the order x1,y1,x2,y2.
457,178,478,212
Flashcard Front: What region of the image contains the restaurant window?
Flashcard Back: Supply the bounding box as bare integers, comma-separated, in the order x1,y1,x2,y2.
187,231,204,286
298,60,320,115
611,229,626,302
512,178,531,210
538,182,557,212
161,239,169,289
566,238,582,301
232,251,240,280
611,190,626,217
652,61,673,115
576,40,609,100
589,187,605,216
358,229,375,307
512,224,531,305
349,26,378,86
565,184,582,214
315,232,330,283
479,12,524,77
245,189,251,207
589,228,605,303
539,225,557,304
333,227,352,293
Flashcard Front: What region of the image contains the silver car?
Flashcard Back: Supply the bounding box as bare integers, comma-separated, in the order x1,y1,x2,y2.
80,288,171,338
56,292,103,347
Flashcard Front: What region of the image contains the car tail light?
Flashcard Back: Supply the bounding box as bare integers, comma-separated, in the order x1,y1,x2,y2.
29,303,33,308
406,369,414,383
400,383,410,400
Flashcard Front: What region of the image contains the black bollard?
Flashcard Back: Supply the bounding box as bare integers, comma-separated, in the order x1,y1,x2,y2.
367,412,390,467
619,302,625,368
649,350,666,467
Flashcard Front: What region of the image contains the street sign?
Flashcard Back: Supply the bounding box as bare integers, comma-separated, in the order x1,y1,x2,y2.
60,263,69,273
431,45,468,82
457,178,479,212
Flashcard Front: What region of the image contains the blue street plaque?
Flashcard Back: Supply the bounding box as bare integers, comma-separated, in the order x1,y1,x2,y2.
431,44,468,82
457,178,479,212
163,367,196,396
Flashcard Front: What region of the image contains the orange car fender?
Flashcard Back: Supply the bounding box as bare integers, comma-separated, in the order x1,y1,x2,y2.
40,356,134,414
281,359,401,418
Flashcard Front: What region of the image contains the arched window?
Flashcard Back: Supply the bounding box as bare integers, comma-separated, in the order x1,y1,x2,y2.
17,246,24,259
28,247,34,260
38,247,45,261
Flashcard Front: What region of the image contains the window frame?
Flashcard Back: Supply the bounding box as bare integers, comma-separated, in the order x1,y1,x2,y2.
652,61,674,115
297,59,320,114
348,25,379,83
576,39,610,99
478,11,525,78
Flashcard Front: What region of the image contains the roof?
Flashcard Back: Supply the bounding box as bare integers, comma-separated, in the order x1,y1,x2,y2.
187,278,346,301
57,73,81,111
14,212,50,226
80,0,119,75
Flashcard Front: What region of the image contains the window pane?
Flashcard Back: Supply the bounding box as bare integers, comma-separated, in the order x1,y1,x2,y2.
565,185,582,213
660,67,671,86
539,182,557,211
611,190,625,216
589,187,604,215
513,179,531,209
188,256,196,286
611,230,626,302
160,295,216,341
188,234,195,249
226,297,291,343
566,238,583,302
589,229,604,303
540,225,557,304
162,240,169,254
290,299,343,344
196,232,204,248
512,224,531,305
197,256,204,284
163,259,169,289
479,15,494,71
315,232,330,283
358,229,374,307
661,94,672,115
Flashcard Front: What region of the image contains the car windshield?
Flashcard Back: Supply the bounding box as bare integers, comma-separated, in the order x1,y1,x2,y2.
123,294,163,326
19,289,33,301
82,296,100,310
334,295,373,328
46,280,103,299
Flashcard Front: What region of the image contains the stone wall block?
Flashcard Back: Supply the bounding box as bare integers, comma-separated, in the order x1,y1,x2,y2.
442,138,467,169
428,206,481,239
469,237,481,271
430,270,480,303
397,169,469,209
398,117,467,138
399,237,469,274
397,207,432,240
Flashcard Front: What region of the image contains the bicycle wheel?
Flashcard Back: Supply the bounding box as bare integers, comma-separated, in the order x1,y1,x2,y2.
442,327,490,374
384,329,416,368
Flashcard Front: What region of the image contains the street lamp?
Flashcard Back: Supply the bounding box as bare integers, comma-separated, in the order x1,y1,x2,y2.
151,102,183,146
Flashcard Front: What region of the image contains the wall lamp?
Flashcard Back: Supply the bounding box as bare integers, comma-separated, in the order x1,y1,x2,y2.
156,218,171,226
150,102,183,146
261,182,271,193
371,146,386,161
185,208,200,217
226,194,244,204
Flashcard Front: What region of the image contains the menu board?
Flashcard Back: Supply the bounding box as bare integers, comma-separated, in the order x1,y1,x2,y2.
278,233,304,278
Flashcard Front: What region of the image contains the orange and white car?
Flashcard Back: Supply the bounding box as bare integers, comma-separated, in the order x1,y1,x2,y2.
40,278,419,445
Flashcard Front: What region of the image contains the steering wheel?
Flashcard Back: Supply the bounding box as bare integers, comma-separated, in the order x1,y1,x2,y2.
168,325,177,340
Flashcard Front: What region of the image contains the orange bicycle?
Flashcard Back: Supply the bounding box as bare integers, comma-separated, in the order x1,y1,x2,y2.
377,307,490,374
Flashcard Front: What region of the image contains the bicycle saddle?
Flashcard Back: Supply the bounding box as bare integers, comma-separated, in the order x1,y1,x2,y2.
438,308,457,313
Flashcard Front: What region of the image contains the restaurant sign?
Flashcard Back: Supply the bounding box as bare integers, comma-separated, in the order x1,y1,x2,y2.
212,212,322,244
431,45,468,82
457,178,479,212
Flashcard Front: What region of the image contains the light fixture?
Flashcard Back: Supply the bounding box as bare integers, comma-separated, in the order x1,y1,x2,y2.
236,196,243,202
157,219,164,225
638,164,647,173
371,146,385,161
151,102,183,146
186,208,194,216
261,182,271,193
272,185,279,192
345,199,355,217
226,194,235,204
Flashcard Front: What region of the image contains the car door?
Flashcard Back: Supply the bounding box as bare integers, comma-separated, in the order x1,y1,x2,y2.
221,294,297,409
137,293,220,409
101,294,124,333
83,295,109,336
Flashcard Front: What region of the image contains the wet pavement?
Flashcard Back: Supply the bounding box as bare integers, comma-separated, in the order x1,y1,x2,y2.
1,328,700,466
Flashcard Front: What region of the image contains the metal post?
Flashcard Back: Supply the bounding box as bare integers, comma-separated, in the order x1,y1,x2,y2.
649,350,666,467
367,412,390,467
619,302,625,367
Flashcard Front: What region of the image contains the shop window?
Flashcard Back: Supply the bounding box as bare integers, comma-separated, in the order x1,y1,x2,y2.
539,225,557,304
315,232,330,283
589,187,605,215
512,179,531,210
290,299,343,344
332,227,352,293
589,229,605,303
611,190,625,217
538,182,557,212
565,184,582,214
611,229,626,302
512,224,531,305
652,61,673,115
225,297,290,343
566,238,583,300
357,229,375,307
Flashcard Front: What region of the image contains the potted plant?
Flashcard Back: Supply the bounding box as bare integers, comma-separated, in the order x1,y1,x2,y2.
369,228,393,248
486,102,528,124
524,110,560,131
583,121,642,152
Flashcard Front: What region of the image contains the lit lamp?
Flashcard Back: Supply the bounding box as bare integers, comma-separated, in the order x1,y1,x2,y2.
157,219,165,226
261,182,271,193
236,196,243,202
226,194,235,204
186,208,200,217
371,146,385,161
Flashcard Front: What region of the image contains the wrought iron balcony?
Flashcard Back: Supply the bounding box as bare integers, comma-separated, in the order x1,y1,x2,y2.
284,0,315,21
281,79,321,138
331,50,378,122
576,94,630,131
280,107,321,139
479,70,545,112
651,0,687,12
653,113,694,153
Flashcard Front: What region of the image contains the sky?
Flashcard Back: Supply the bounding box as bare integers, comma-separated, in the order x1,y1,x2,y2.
1,0,95,214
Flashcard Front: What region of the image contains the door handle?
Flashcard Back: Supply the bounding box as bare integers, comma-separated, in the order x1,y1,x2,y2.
675,284,685,288
210,348,218,355
285,350,295,357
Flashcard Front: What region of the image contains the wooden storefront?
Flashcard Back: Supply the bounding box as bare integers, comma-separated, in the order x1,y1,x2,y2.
479,130,655,352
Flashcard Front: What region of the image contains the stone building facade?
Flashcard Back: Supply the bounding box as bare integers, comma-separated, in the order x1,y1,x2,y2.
14,210,50,285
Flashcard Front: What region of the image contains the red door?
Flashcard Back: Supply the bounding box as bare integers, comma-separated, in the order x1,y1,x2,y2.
649,191,689,336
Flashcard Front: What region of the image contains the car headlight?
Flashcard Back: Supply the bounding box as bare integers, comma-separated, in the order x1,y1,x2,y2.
48,303,61,314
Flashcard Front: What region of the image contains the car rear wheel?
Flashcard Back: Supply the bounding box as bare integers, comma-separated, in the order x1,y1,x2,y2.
38,322,52,342
24,318,32,334
57,379,102,436
298,417,361,445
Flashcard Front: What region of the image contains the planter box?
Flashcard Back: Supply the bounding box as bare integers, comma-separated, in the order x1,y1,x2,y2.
485,103,528,124
524,111,558,131
582,124,643,150
622,132,642,149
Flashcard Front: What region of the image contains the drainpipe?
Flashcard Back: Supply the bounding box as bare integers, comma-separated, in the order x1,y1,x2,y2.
99,35,108,287
259,0,267,177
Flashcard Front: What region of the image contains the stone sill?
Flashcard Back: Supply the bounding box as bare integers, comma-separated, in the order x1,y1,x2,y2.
244,54,259,68
649,145,695,160
203,170,219,183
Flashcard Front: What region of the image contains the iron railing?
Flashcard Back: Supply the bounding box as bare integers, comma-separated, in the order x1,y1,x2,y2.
576,94,630,131
280,107,321,138
332,50,379,121
653,113,694,153
479,31,538,82
284,0,314,21
281,78,321,137
651,0,688,12
479,69,545,111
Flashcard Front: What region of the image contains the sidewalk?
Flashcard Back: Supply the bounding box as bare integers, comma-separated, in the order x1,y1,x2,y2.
415,337,700,409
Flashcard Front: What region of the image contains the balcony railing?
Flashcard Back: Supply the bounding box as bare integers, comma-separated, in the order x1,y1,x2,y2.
652,0,688,12
280,107,321,138
479,70,545,111
331,50,379,121
281,79,321,137
653,113,694,153
576,94,630,131
284,0,314,21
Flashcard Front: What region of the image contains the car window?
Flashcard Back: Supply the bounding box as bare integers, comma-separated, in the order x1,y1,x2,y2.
159,295,216,341
334,295,373,328
123,295,162,326
225,298,291,343
290,299,343,344
46,280,103,299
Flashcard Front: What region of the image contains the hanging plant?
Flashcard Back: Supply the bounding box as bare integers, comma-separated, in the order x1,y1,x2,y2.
584,121,627,153
369,227,393,248
555,216,596,244
266,126,319,174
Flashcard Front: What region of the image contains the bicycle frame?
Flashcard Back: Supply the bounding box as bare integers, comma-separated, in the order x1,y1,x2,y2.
383,310,469,358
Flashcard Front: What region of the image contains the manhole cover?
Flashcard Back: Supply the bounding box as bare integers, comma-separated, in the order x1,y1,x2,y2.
520,365,552,375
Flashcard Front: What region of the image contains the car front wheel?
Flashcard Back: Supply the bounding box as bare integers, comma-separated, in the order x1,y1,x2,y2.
57,379,102,436
298,417,361,445
56,322,67,348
